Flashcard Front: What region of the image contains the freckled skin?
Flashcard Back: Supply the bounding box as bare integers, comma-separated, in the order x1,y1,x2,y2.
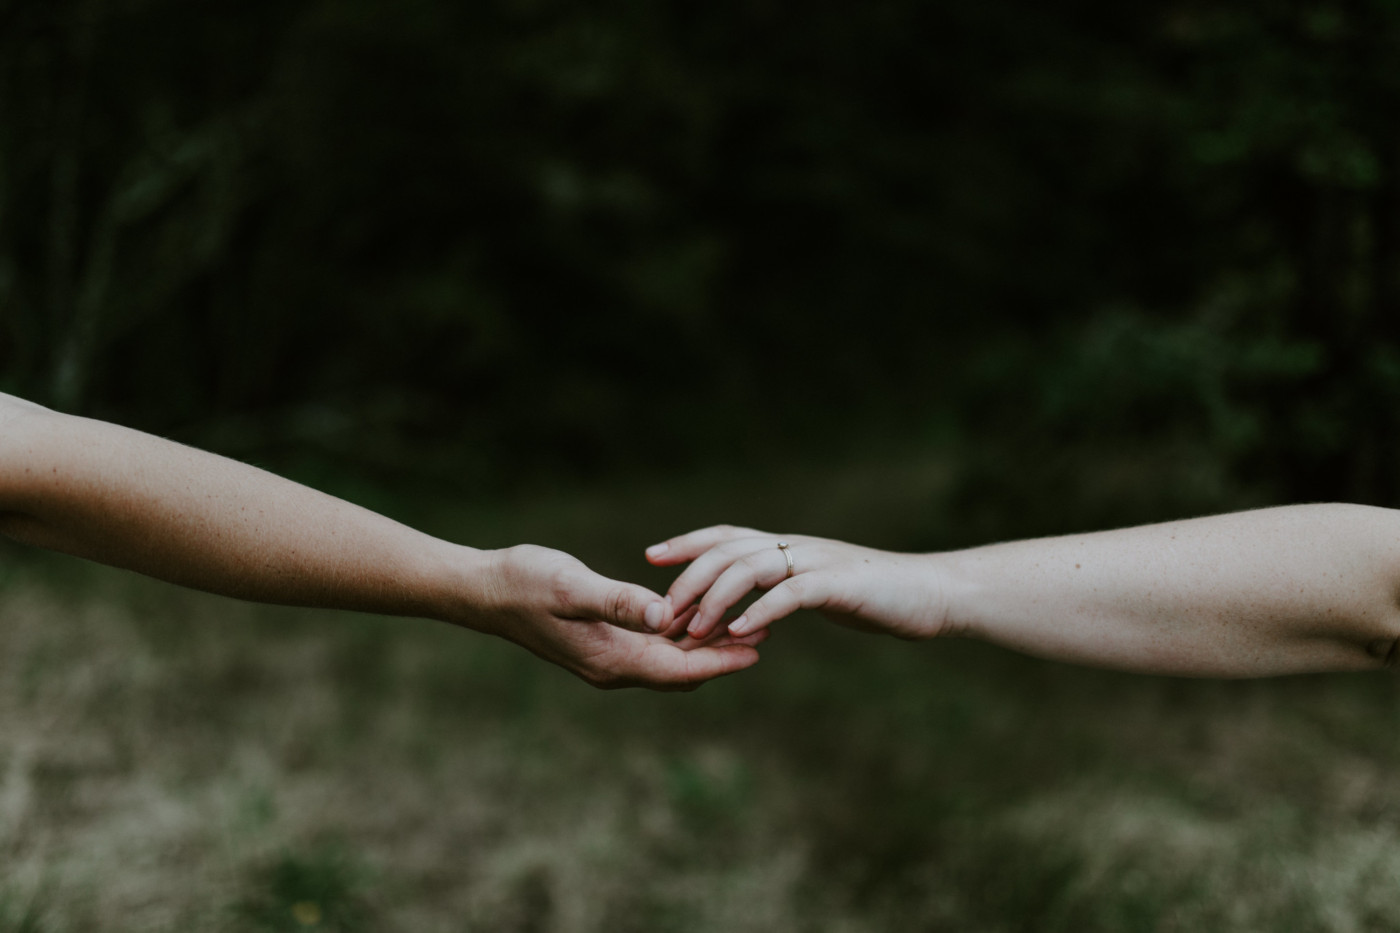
0,394,764,690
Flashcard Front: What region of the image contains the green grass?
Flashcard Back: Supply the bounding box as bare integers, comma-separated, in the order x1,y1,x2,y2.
232,845,373,932
4,448,1400,931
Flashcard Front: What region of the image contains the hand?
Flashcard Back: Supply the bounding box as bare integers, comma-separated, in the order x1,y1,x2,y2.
461,544,768,690
645,526,948,641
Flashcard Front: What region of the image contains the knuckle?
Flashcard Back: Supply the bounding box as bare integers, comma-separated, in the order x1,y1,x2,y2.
606,586,633,623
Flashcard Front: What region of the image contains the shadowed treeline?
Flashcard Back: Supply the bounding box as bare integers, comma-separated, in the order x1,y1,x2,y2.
4,1,1400,521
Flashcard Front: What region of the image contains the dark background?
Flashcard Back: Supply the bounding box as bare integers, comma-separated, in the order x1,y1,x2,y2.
5,4,1400,931
6,0,1400,537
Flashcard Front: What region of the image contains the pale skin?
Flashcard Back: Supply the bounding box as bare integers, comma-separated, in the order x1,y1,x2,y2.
646,507,1400,677
0,393,765,690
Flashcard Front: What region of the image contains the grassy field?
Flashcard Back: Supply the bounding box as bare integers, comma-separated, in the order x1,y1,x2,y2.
4,450,1400,932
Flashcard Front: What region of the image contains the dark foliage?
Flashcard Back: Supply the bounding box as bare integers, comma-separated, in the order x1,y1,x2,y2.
3,0,1399,510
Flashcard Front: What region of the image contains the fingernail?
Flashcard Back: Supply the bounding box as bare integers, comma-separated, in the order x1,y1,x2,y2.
645,602,665,630
646,543,669,558
687,614,705,636
728,615,750,636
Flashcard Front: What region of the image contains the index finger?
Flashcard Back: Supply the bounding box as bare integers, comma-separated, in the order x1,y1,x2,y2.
726,574,825,636
645,524,761,566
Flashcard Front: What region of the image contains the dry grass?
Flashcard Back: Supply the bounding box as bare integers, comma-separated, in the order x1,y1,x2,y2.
5,453,1400,931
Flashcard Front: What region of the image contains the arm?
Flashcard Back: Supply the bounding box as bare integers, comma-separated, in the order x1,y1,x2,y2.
0,394,764,690
647,506,1400,678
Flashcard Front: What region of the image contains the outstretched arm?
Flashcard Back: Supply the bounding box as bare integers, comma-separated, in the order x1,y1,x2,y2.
0,394,764,690
648,506,1400,678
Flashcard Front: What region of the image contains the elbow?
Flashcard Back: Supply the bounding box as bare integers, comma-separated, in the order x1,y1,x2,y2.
1358,602,1400,670
1364,635,1400,669
1344,573,1400,670
1306,603,1400,673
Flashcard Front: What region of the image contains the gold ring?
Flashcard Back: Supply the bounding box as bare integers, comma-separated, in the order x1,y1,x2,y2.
777,541,794,578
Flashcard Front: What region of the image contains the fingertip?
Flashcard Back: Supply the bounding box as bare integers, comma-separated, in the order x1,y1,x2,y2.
725,644,763,672
602,580,669,631
663,605,697,640
647,541,689,566
671,643,763,686
686,611,715,640
686,644,758,680
728,615,752,636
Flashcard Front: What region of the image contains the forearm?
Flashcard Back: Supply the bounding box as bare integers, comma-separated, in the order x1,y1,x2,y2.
0,401,481,625
0,398,763,689
936,504,1400,676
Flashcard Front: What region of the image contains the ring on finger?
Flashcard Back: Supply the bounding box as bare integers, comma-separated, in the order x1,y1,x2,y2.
777,541,794,579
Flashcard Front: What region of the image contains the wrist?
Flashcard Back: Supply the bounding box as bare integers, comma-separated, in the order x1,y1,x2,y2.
920,550,985,641
853,550,964,641
420,540,497,632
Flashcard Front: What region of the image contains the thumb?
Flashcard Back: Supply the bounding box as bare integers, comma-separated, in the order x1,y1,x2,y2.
570,572,673,632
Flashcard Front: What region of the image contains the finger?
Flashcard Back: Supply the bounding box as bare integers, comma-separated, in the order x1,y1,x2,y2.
665,537,771,613
635,642,762,688
660,604,698,640
687,550,789,639
726,575,825,636
645,525,759,566
569,573,672,632
673,626,770,651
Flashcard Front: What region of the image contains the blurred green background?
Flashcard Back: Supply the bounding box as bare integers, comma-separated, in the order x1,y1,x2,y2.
4,1,1400,930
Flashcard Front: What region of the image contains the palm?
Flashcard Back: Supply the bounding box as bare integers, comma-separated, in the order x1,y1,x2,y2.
480,545,766,690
